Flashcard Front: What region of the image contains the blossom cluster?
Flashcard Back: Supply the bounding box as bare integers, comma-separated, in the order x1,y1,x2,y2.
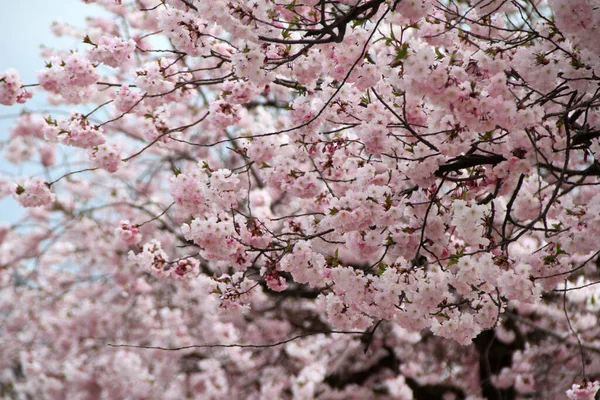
2,0,600,398
0,68,30,105
12,177,55,208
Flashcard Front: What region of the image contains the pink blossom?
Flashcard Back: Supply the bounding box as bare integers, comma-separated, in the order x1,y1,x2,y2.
116,220,142,245
172,258,200,280
89,142,122,172
169,172,207,215
13,177,55,208
114,84,143,113
38,53,99,103
44,113,105,148
567,381,600,400
88,36,136,67
264,269,288,292
0,68,29,105
1,1,600,398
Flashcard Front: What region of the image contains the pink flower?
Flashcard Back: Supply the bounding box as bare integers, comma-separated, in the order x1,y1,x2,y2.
116,220,142,245
208,99,242,127
264,269,288,292
37,53,99,103
567,381,600,400
128,240,169,277
44,113,105,148
170,172,207,215
0,68,28,106
114,84,143,113
89,142,122,173
13,177,55,208
88,36,136,68
172,258,200,280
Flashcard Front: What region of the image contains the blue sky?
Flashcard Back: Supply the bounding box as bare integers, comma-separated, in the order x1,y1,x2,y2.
0,1,105,223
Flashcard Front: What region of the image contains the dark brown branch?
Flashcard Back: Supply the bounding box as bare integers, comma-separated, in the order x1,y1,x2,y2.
258,0,385,45
435,154,506,177
107,329,364,351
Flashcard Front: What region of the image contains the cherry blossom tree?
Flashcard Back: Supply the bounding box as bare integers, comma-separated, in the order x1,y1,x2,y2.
2,0,600,398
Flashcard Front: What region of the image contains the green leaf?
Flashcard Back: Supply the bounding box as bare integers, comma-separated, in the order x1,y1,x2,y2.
384,194,393,211
82,35,96,46
285,0,296,10
535,53,549,65
395,43,409,61
435,47,444,60
447,257,459,267
326,249,340,267
352,19,367,28
480,131,493,141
